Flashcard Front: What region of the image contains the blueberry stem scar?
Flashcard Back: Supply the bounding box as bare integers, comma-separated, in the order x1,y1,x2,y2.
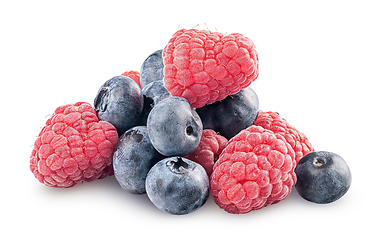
94,87,109,112
167,157,194,173
186,126,193,135
314,158,325,167
173,157,189,170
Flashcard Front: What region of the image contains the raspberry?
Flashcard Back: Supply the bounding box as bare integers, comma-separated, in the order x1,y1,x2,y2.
29,102,119,188
254,111,314,163
210,125,296,214
122,70,141,88
184,129,228,177
163,28,259,108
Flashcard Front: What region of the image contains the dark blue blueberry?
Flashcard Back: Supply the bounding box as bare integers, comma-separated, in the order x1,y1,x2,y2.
295,151,352,204
140,49,164,88
147,96,203,156
136,81,170,126
196,87,259,139
145,156,209,215
94,76,143,136
113,126,164,194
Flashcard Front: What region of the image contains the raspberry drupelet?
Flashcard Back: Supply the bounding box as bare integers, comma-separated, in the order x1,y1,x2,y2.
30,102,119,188
210,125,297,214
163,28,259,108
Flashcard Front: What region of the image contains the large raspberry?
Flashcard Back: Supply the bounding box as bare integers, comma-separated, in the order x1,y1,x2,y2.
210,125,296,214
30,102,119,188
163,28,259,108
254,111,314,163
184,129,228,177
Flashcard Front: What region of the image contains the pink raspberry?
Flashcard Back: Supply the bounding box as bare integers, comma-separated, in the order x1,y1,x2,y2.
210,125,296,214
254,111,314,163
184,129,228,177
30,102,119,188
163,28,259,108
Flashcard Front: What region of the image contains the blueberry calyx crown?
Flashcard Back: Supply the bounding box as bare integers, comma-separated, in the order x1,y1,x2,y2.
166,157,194,174
186,126,193,136
94,87,109,112
313,158,325,167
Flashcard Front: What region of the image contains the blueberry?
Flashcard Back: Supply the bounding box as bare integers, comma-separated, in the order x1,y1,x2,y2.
94,76,144,136
140,49,164,88
147,96,203,156
145,157,210,215
294,151,352,204
136,81,170,126
113,126,164,194
196,87,259,139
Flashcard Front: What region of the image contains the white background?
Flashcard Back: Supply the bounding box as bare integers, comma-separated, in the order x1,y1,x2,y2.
1,1,379,239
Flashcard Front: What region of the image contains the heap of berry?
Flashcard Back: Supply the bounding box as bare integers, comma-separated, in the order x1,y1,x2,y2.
30,102,119,188
254,111,314,162
163,28,259,108
210,125,297,214
29,26,351,216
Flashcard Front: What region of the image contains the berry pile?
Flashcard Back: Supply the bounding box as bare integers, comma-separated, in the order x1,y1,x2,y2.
30,27,351,215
